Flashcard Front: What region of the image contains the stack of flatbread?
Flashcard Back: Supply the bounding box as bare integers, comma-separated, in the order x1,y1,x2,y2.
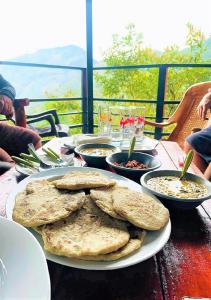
13,171,169,261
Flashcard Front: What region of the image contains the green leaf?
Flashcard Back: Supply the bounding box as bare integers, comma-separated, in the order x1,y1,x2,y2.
46,147,60,159
42,148,59,162
180,150,194,180
128,136,136,161
28,143,41,162
12,156,36,168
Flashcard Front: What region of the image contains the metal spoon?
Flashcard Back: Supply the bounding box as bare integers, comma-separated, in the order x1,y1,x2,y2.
179,150,194,180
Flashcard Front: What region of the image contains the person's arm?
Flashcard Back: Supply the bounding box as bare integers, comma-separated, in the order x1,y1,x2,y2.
0,75,16,118
0,75,16,101
197,89,211,120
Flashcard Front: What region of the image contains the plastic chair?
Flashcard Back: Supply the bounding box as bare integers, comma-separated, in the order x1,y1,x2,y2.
145,81,211,148
26,109,69,138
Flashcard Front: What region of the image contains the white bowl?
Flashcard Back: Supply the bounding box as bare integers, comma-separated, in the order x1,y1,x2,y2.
0,216,50,300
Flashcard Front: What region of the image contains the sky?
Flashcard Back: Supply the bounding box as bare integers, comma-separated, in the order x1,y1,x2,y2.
0,0,211,61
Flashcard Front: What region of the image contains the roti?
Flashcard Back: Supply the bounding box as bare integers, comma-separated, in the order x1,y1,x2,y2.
53,171,116,190
112,187,169,230
41,196,129,257
13,180,85,227
90,186,126,220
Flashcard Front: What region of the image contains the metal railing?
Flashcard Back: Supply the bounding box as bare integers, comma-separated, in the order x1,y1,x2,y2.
93,63,211,139
0,60,88,132
1,61,211,139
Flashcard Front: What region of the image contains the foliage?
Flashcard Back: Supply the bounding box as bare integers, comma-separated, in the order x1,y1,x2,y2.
44,88,82,134
43,23,211,136
94,23,211,123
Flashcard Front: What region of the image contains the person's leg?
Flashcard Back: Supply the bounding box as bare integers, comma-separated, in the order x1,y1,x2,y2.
204,163,211,180
0,122,41,156
184,140,208,172
185,126,211,174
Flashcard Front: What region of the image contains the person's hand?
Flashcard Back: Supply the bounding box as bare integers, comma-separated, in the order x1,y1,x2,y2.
0,95,14,118
197,90,211,120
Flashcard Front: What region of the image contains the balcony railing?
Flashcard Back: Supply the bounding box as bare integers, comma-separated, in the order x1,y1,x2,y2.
1,60,211,139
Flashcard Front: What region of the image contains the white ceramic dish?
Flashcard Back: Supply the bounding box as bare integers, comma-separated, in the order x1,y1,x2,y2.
0,216,50,300
63,134,112,149
119,136,159,153
6,167,171,271
15,155,85,176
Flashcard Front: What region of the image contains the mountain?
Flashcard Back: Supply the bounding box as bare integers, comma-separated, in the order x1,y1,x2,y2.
0,45,97,99
1,38,211,101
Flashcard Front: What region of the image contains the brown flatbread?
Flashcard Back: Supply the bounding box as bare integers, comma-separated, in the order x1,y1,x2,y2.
41,196,129,257
78,238,143,261
90,186,126,220
13,179,85,227
112,187,169,230
53,171,116,190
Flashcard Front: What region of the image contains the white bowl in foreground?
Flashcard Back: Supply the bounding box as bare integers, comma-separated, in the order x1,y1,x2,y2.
0,216,50,300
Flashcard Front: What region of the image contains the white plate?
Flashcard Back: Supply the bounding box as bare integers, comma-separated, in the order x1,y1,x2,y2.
15,156,86,176
6,167,171,271
62,134,112,149
0,216,50,300
119,136,159,153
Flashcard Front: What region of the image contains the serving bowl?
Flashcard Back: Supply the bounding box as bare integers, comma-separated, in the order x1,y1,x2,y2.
74,143,120,168
106,152,161,182
0,216,50,299
141,170,211,209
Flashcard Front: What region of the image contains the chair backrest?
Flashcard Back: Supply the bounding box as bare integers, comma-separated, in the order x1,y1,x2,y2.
167,81,211,148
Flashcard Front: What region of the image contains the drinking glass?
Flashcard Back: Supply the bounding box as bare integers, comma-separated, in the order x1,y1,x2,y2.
130,106,146,141
119,106,131,140
110,106,123,141
98,104,111,136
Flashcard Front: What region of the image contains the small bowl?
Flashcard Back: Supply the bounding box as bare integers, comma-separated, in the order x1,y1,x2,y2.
106,152,161,182
141,170,211,209
74,143,120,168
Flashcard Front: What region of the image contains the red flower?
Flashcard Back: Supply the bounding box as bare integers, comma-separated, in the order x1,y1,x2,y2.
120,117,129,128
127,116,135,124
137,116,145,124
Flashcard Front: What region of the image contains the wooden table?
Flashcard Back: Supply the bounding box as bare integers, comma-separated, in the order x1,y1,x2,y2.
0,140,211,300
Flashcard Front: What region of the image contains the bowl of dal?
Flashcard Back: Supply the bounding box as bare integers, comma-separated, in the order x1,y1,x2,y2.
74,143,120,168
141,170,211,209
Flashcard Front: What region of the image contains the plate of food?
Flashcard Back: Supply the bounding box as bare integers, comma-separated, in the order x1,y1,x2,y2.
13,144,86,176
6,167,171,270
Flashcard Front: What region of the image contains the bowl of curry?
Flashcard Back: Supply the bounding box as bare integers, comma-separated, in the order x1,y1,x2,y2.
74,143,120,168
106,152,161,182
141,170,211,209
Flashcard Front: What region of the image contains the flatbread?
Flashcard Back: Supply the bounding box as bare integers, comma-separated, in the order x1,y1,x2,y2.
78,238,142,261
113,187,169,230
53,171,116,190
79,229,146,261
90,186,126,220
13,180,85,227
25,179,51,194
41,196,129,257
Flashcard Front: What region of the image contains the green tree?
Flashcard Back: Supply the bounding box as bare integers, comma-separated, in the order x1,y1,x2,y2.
94,23,211,121
44,88,82,134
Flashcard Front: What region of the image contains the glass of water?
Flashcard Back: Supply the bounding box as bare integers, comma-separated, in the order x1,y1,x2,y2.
98,104,111,136
110,106,123,141
130,106,146,141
